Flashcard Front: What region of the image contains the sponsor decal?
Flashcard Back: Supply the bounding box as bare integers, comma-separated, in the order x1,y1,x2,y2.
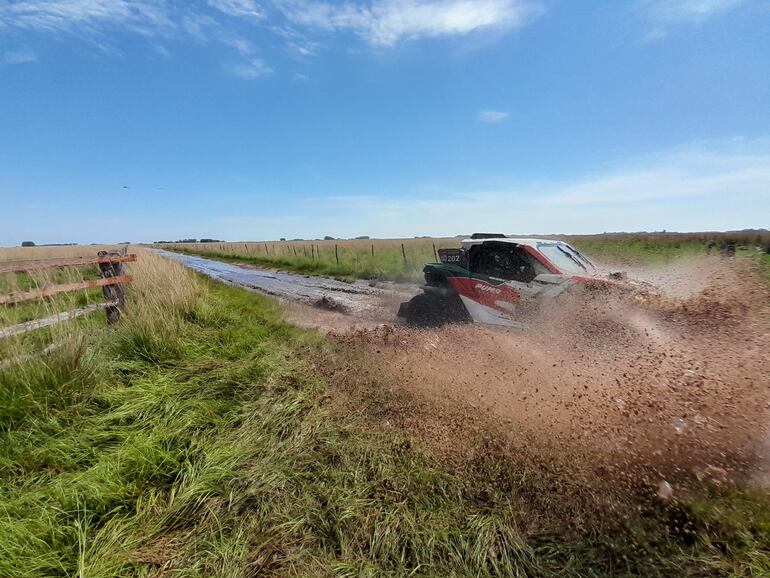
448,277,520,311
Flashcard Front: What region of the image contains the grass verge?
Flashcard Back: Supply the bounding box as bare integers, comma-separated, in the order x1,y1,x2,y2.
1,270,769,576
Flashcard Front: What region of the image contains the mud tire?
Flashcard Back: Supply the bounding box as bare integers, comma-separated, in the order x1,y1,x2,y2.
402,292,470,327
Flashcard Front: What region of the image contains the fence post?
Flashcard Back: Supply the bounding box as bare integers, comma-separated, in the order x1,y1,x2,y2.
371,244,375,258
401,243,407,268
97,251,125,324
311,245,315,262
335,244,340,265
432,243,438,262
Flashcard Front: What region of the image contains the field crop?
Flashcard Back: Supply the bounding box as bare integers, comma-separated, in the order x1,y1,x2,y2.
2,244,770,576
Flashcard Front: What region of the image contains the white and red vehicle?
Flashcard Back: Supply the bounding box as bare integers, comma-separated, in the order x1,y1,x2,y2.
398,233,621,327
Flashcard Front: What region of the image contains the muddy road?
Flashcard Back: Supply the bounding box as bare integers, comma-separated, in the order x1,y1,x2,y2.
157,249,417,328
160,249,770,496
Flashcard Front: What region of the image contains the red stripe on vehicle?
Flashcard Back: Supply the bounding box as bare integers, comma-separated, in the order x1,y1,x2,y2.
448,277,521,309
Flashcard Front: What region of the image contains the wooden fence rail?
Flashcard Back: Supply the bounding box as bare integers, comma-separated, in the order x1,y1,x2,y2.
0,254,137,274
0,275,134,306
0,252,136,340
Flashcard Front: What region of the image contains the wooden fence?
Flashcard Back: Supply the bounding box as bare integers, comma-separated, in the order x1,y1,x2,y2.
0,252,136,340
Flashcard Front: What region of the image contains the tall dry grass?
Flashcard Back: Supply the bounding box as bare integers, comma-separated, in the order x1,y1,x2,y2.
0,246,200,361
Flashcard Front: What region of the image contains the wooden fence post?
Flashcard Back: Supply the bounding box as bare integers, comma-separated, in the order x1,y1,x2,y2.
97,251,125,324
401,244,407,268
371,244,375,258
433,243,438,262
335,244,340,265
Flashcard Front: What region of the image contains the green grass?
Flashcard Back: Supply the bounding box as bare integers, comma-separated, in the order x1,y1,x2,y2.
568,238,709,263
761,253,770,281
0,266,105,326
164,246,438,283
1,276,769,576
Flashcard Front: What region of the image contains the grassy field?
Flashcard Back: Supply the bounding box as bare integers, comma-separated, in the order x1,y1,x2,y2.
157,238,458,282
2,244,770,575
158,232,770,282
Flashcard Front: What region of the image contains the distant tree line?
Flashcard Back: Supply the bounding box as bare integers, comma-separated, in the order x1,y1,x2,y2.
155,238,223,244
21,241,78,247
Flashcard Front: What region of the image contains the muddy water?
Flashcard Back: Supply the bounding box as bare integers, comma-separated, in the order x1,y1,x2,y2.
155,249,418,326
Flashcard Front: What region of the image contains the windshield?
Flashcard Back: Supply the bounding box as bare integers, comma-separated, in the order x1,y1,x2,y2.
537,243,595,275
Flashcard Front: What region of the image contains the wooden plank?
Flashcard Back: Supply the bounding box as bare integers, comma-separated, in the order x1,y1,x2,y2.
0,302,115,339
0,254,137,274
0,275,134,305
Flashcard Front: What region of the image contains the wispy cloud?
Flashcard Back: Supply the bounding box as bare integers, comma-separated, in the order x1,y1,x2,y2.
208,0,264,19
640,0,744,39
3,49,38,64
0,1,274,75
0,0,541,76
258,139,770,238
478,109,509,123
228,56,273,78
0,0,174,35
276,0,541,46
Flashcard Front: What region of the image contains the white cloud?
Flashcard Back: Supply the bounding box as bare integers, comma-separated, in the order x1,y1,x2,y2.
640,0,744,39
277,0,541,46
228,56,273,78
0,1,274,74
643,0,743,24
243,139,770,238
4,49,38,64
208,0,264,19
478,109,509,123
0,0,174,35
226,36,256,54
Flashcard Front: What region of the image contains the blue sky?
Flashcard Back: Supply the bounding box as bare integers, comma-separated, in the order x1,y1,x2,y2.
1,0,769,245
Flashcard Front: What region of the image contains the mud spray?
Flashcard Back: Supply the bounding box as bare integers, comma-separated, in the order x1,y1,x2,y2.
312,257,770,514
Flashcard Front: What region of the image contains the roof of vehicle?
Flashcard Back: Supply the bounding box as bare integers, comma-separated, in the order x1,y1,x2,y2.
461,236,565,249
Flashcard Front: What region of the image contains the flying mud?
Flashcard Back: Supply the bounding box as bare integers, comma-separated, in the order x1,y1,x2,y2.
160,249,770,500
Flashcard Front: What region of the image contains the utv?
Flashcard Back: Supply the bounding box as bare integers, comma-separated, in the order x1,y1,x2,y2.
398,234,610,327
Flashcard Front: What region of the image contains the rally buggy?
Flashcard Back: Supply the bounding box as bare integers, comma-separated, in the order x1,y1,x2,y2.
398,234,619,327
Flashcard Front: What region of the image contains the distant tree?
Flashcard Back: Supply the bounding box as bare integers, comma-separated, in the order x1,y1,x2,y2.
21,241,35,247
200,238,222,243
323,236,336,241
178,238,198,243
355,236,370,240
280,237,287,241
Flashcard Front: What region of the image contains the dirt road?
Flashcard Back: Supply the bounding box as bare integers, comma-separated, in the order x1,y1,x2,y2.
157,249,417,327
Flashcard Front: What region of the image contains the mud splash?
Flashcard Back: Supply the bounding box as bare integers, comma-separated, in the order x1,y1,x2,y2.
160,249,770,498
325,257,770,498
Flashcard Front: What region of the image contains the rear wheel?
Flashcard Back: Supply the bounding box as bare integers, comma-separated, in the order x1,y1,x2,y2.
402,292,470,327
